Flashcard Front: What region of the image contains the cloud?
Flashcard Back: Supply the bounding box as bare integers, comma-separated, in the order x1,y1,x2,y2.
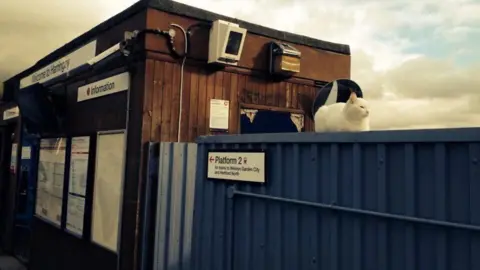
353,53,480,129
369,97,480,130
384,57,480,98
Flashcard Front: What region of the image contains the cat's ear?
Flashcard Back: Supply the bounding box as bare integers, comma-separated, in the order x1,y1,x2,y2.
349,89,357,103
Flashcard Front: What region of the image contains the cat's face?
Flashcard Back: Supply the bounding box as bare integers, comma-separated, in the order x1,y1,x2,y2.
345,92,370,120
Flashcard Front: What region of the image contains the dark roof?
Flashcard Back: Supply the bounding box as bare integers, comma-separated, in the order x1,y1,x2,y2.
5,0,349,84
148,0,350,55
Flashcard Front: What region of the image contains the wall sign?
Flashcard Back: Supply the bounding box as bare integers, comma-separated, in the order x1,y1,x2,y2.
77,72,130,102
209,99,229,130
20,40,97,89
21,146,31,159
10,143,17,172
207,151,266,183
3,106,19,120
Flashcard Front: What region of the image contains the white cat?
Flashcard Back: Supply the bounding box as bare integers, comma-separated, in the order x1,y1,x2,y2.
314,91,370,132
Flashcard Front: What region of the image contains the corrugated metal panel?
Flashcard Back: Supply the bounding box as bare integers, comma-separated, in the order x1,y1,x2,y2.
192,128,480,270
153,142,197,270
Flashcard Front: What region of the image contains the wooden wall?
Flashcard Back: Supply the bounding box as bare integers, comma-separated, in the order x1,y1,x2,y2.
142,7,351,143
145,8,351,83
142,58,317,143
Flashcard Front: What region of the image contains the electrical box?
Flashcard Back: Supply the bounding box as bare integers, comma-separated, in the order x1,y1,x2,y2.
208,20,247,66
268,41,301,76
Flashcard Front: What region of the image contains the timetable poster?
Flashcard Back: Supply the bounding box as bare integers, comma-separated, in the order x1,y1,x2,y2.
66,136,90,236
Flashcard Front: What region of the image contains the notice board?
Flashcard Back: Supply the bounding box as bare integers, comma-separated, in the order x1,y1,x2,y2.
66,136,90,236
36,138,67,226
91,131,126,252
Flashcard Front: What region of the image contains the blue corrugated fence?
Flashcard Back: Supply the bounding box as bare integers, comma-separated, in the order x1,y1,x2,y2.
148,128,480,270
191,128,480,270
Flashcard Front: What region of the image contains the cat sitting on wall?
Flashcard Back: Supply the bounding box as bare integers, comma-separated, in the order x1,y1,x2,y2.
313,90,370,132
298,80,370,132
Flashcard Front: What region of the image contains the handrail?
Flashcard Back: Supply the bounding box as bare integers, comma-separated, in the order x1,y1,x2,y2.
228,187,480,232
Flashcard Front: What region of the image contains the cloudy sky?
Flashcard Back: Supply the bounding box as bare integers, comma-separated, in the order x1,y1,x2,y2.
1,0,479,130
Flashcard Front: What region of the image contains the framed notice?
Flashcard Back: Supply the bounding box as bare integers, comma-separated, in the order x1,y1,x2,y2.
209,99,229,130
91,130,126,252
207,150,266,183
35,138,67,226
66,136,90,236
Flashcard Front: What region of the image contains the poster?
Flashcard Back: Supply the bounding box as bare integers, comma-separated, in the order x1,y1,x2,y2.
209,99,229,130
66,195,86,236
10,143,17,172
66,136,90,235
36,138,67,226
91,131,125,252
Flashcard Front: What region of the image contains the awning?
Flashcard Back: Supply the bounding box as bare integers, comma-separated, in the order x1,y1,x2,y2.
16,83,63,135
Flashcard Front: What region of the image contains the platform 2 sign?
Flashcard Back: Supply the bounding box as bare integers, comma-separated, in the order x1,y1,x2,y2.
207,151,266,183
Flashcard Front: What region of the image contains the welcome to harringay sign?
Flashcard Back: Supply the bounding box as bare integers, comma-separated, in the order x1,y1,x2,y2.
19,40,98,89
30,60,70,85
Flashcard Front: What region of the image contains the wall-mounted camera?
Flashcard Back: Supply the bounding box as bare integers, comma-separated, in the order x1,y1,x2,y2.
208,20,247,66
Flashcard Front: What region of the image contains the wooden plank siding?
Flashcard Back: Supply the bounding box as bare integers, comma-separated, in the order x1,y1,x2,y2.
142,7,349,142
142,59,317,142
145,8,351,83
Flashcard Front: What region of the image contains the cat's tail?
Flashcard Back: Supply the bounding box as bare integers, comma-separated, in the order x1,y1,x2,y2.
297,93,314,120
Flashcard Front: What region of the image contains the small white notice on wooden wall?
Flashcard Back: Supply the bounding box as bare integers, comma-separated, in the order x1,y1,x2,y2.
209,99,229,130
207,151,266,183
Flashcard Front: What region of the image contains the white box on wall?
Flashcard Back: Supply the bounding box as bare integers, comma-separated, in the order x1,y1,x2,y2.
208,20,247,66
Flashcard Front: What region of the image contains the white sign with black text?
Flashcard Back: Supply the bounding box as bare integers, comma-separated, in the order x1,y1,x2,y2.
207,151,266,183
209,99,229,130
77,72,130,102
20,40,97,89
21,146,31,159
